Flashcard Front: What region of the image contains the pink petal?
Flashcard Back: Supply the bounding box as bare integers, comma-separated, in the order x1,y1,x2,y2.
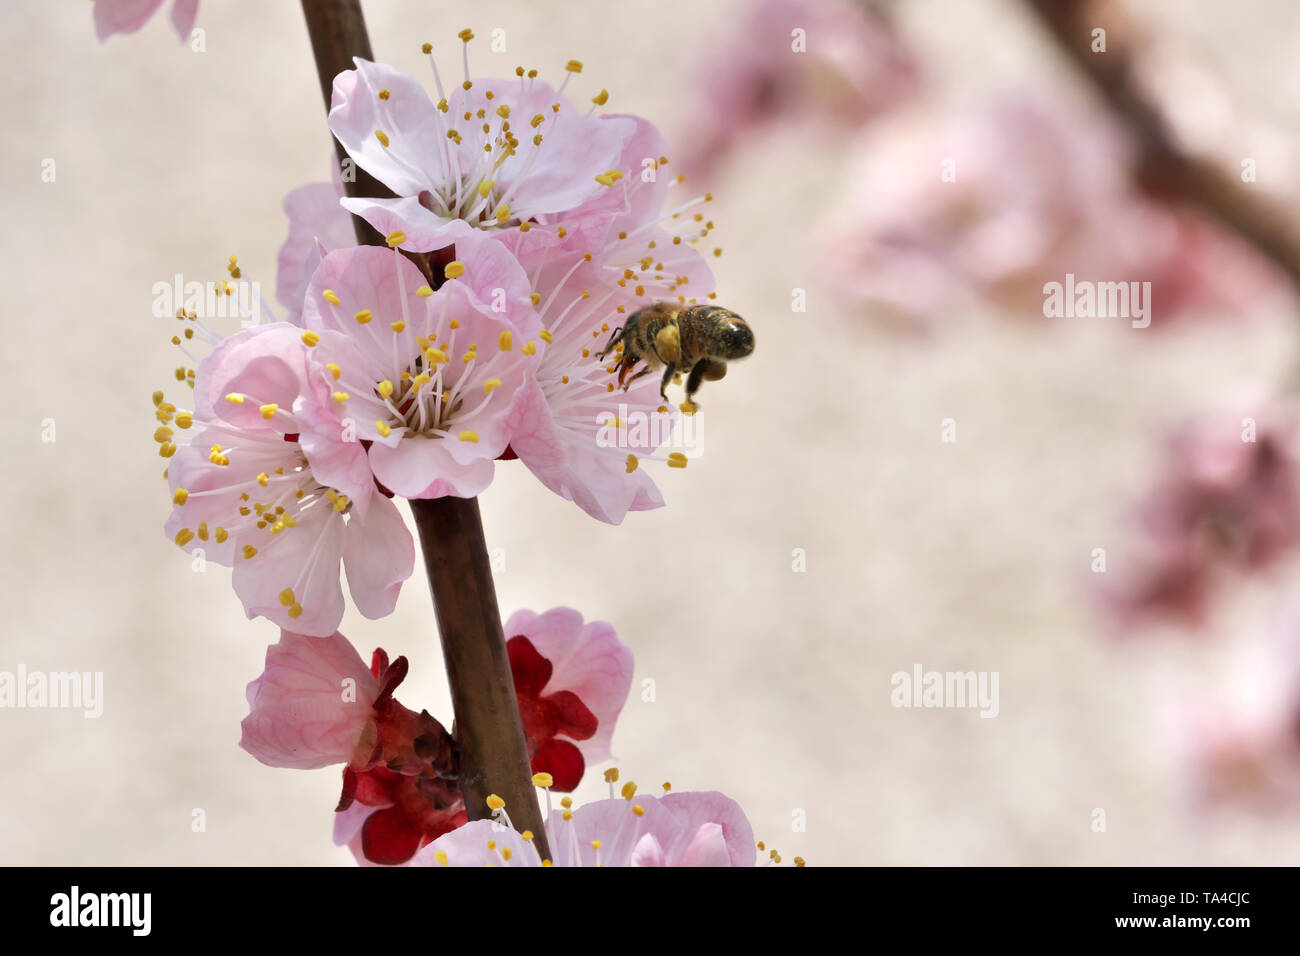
240,630,380,770
329,59,448,196
342,493,414,620
94,0,167,40
169,0,199,40
410,820,542,867
277,181,355,324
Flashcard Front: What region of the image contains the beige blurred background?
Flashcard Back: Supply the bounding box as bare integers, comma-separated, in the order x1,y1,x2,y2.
3,0,1300,865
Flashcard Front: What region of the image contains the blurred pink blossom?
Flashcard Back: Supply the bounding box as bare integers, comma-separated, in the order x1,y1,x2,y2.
676,0,919,182
1159,630,1300,811
824,97,1291,331
94,0,197,42
1105,394,1300,628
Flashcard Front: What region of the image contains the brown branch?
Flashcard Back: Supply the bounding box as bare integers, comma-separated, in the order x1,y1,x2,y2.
300,0,551,858
1023,0,1300,290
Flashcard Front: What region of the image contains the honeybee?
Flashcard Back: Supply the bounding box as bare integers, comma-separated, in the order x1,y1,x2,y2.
599,303,754,407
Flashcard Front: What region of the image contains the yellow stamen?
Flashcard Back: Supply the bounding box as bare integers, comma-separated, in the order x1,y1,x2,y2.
444,260,465,279
498,330,513,351
174,529,194,546
172,488,189,506
259,403,278,420
458,430,480,443
485,794,505,811
482,378,501,394
384,231,406,248
354,309,373,325
301,330,320,347
322,289,340,305
374,129,390,147
531,772,553,787
625,454,638,473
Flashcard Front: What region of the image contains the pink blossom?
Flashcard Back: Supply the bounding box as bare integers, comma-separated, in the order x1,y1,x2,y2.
159,322,414,636
299,233,541,498
411,787,757,867
676,0,919,182
1104,394,1300,628
239,629,381,770
824,97,1290,331
505,607,634,791
1159,631,1300,811
326,49,636,254
94,0,197,42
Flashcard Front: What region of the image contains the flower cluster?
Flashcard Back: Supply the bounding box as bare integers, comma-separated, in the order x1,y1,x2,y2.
241,608,638,864
155,35,730,636
145,29,766,868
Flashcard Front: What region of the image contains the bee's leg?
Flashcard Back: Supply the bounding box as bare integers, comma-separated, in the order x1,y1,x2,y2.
658,362,677,401
598,324,626,360
621,362,655,390
684,358,728,405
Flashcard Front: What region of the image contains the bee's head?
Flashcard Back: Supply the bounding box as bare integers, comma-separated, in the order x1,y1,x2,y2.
721,315,754,359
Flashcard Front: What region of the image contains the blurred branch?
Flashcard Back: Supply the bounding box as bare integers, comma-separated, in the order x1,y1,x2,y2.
1024,0,1300,290
300,0,551,858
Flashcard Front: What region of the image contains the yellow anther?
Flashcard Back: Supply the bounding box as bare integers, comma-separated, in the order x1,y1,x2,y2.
483,378,502,394
301,330,320,347
477,180,495,198
332,391,349,404
214,527,228,544
485,794,505,811
375,421,391,437
542,859,553,867
595,170,624,187
151,389,165,407
519,222,532,233
173,488,189,506
498,330,513,351
377,380,394,399
667,452,688,469
378,88,390,100
494,203,511,224
259,403,278,420
326,363,341,380
530,113,545,129
153,426,173,443
592,89,609,106
495,104,510,119
633,804,646,817
538,329,553,344
521,830,534,842
434,849,448,866
411,373,431,390
603,768,619,783
562,809,573,821
448,319,459,329
288,604,303,619
531,772,553,788
458,28,474,42
565,59,583,73
225,393,244,404
794,857,806,867
424,347,448,364
354,309,373,325
662,781,672,792
322,289,340,305
621,782,637,800
374,129,390,147
502,847,513,861
530,292,541,306
384,231,405,248
458,430,480,443
174,528,194,546
521,340,536,356
421,42,433,54
390,321,407,333
257,472,270,487
415,285,434,298
444,260,465,279
625,454,639,473
679,400,698,416
278,588,295,607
